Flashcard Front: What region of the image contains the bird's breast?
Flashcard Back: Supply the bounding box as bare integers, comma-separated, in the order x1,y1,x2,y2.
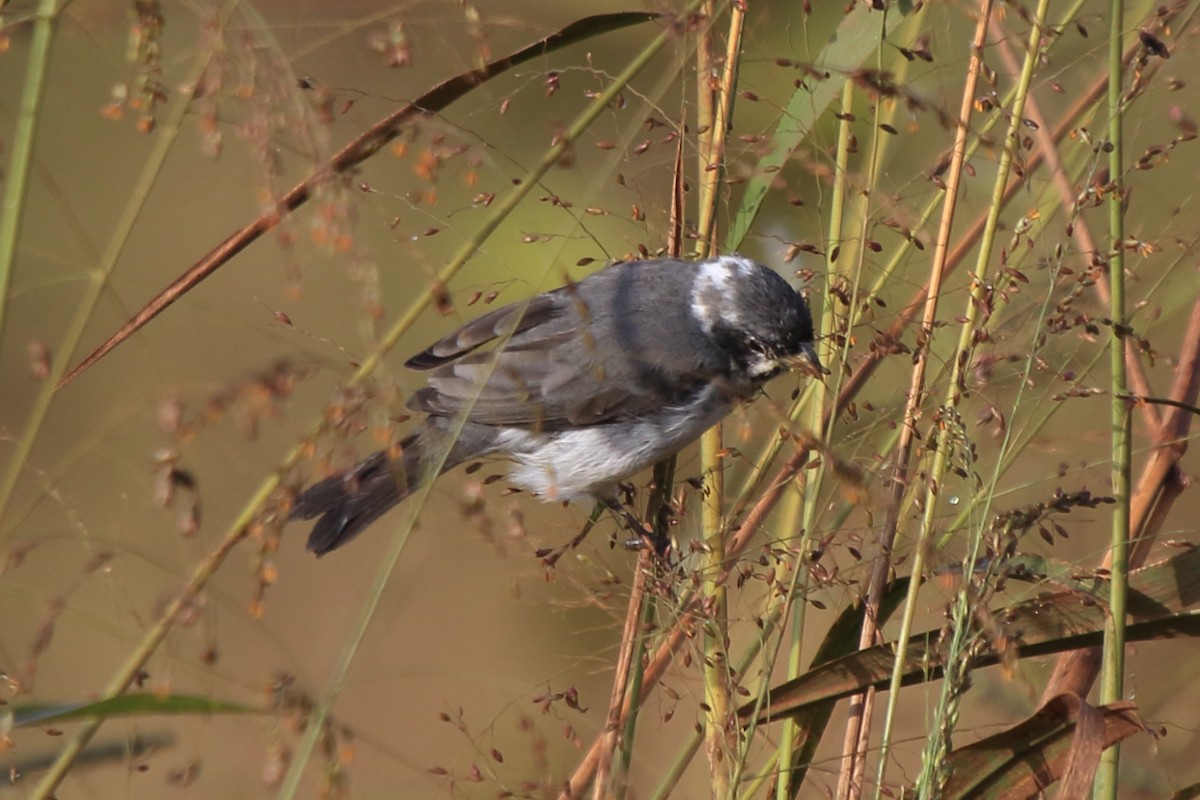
497,385,733,501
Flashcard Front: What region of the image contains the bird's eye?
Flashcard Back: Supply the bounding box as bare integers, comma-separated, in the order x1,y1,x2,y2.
740,337,783,379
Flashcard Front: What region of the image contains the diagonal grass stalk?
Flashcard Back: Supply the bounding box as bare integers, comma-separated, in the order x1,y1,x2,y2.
0,0,63,348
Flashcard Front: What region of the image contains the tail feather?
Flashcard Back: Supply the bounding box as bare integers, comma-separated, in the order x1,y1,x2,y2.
291,436,425,556
291,421,501,556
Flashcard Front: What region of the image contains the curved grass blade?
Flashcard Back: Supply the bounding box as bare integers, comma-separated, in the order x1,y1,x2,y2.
747,545,1200,722
13,693,254,728
940,694,1144,799
57,10,659,388
725,3,910,250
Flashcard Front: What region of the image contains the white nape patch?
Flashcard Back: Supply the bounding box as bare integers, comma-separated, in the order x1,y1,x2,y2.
715,253,758,277
495,385,733,501
691,257,741,332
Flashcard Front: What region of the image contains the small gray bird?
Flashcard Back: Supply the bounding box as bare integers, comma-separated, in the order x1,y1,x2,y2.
291,255,821,555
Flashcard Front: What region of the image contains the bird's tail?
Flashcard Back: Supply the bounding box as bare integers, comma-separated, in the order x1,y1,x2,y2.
290,420,493,556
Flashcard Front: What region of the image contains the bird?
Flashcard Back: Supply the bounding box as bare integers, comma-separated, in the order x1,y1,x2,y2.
290,255,822,556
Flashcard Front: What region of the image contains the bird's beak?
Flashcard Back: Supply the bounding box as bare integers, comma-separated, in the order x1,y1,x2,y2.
788,342,829,377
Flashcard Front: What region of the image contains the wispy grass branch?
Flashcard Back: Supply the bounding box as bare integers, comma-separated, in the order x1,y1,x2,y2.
28,11,672,799
0,0,239,544
912,0,1051,792
871,4,995,797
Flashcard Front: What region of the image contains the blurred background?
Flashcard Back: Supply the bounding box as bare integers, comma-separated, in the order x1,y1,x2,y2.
1,0,1199,797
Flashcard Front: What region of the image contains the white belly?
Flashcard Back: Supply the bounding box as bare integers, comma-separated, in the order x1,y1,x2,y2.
496,386,733,501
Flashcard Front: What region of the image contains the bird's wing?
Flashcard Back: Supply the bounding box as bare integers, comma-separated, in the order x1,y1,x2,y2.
404,289,683,429
404,292,566,370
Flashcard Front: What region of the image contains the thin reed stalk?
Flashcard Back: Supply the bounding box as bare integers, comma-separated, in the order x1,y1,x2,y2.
1096,0,1131,794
